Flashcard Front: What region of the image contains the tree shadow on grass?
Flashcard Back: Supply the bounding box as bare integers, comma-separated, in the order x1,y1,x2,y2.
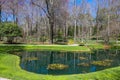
0,45,26,54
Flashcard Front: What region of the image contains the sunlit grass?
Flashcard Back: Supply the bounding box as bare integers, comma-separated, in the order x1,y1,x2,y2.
0,44,90,52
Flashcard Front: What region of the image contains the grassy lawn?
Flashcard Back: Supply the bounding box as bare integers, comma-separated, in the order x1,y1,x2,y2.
0,43,106,52
0,44,120,80
86,43,105,49
0,44,91,52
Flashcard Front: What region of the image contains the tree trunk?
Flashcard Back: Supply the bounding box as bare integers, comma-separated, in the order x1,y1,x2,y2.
49,20,54,44
104,35,109,44
74,0,77,43
74,20,77,43
64,21,67,42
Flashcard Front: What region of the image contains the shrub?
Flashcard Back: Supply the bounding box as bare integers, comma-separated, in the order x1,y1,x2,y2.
0,23,22,43
67,39,74,45
79,42,85,46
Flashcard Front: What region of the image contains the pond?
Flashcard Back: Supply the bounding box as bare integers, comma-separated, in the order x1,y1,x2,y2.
15,50,120,75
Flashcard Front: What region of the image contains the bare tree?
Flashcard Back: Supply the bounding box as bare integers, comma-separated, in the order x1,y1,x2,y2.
31,0,68,44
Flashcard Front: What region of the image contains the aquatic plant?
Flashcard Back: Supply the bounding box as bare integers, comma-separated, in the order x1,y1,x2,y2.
77,63,89,67
79,57,87,60
24,57,38,61
47,64,69,70
91,59,113,66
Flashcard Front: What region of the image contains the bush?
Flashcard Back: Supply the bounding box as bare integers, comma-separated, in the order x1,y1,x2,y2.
39,36,47,42
79,42,85,46
0,23,22,43
67,39,74,45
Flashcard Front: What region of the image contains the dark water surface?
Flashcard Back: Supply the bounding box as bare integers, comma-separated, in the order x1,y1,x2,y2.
16,50,120,75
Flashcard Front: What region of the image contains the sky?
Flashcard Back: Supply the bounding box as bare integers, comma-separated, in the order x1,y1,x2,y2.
69,0,93,5
68,0,96,17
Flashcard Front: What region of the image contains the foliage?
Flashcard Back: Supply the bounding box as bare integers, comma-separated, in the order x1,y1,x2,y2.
56,29,64,40
0,23,22,43
79,42,85,46
39,36,47,42
68,27,74,37
67,39,74,45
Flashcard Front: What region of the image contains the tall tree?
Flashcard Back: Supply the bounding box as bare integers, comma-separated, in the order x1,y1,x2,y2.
32,0,68,44
74,0,77,43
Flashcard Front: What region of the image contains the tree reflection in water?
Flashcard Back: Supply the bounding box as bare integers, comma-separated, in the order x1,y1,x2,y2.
17,50,120,75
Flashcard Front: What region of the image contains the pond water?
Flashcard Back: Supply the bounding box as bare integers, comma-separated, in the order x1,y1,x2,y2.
16,50,120,75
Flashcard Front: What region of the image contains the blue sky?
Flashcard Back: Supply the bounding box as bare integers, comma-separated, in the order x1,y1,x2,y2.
69,0,95,10
69,0,93,5
69,0,96,17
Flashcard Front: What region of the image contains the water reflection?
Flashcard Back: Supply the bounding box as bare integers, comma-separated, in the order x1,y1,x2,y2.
18,50,120,75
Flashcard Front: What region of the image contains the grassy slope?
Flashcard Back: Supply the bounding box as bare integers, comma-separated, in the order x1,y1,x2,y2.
1,44,120,80
0,53,120,80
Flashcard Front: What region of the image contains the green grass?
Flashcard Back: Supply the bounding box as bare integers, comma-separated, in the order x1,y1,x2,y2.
0,44,120,80
0,44,90,52
86,43,104,50
0,53,120,80
24,45,90,52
